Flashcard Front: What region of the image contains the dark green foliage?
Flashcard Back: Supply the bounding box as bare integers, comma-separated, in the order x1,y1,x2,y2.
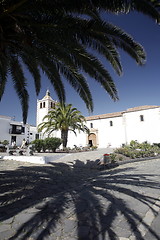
0,140,9,152
44,138,62,152
32,139,44,152
1,140,9,146
110,153,117,162
0,1,160,123
32,137,62,152
153,143,160,148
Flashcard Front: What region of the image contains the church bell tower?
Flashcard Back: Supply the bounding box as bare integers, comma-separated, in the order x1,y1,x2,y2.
36,90,57,128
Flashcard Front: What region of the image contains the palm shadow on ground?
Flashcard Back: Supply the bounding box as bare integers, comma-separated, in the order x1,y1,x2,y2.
0,159,160,240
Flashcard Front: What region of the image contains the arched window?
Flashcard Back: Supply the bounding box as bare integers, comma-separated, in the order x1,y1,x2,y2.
43,102,45,108
90,123,93,128
40,102,42,108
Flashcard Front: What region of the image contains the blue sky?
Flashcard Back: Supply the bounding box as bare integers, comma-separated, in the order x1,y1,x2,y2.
1,12,160,125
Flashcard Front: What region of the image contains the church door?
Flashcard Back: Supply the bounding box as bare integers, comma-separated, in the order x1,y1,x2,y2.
88,133,97,147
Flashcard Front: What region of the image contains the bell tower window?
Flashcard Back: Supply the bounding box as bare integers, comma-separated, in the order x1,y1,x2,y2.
140,115,144,121
110,121,113,126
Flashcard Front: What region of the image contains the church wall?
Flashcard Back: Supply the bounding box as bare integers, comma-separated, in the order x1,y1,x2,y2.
67,130,87,148
86,116,125,148
36,91,160,149
124,108,160,144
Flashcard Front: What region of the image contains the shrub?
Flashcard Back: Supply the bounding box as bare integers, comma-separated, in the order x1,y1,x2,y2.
110,153,117,163
62,147,71,153
91,146,98,151
32,138,62,152
115,140,160,159
118,156,123,161
32,139,44,152
2,140,9,146
45,137,62,152
153,143,160,148
130,140,140,149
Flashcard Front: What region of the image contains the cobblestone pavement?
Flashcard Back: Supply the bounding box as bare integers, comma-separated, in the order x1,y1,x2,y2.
0,150,160,240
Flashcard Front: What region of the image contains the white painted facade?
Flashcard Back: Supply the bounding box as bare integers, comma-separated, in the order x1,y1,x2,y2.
0,115,37,147
36,91,160,148
36,90,57,127
84,106,160,148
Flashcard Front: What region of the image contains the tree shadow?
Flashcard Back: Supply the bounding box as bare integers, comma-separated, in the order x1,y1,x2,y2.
0,159,160,240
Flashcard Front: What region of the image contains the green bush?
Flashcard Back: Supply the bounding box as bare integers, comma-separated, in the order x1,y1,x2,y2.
0,140,9,152
153,143,160,148
32,138,62,152
118,156,123,161
129,140,140,150
45,137,62,152
91,146,98,151
2,140,9,145
115,140,160,159
32,139,44,152
62,147,71,153
110,153,117,163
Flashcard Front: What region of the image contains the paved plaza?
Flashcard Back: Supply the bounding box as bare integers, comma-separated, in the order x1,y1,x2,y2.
0,149,160,240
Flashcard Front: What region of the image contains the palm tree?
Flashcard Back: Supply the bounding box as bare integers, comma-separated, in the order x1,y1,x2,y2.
0,1,160,123
38,103,89,149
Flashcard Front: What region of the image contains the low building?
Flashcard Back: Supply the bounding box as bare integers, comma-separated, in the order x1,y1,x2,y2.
0,115,37,147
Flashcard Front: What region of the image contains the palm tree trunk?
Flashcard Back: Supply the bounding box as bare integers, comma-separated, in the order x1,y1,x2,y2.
61,130,68,149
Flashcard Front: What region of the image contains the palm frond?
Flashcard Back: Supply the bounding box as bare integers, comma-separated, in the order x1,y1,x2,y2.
0,0,160,123
20,47,41,95
9,57,29,124
0,57,8,100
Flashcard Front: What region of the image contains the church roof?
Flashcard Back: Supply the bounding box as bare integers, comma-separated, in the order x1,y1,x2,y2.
85,105,160,121
126,105,159,112
85,111,123,120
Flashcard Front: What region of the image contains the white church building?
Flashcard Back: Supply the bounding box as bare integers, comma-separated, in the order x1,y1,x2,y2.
36,90,160,148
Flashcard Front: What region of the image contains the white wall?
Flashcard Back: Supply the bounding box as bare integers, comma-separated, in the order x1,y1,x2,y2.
67,130,87,148
0,116,37,146
124,108,160,144
0,116,11,142
86,116,126,148
36,99,50,127
28,125,37,143
74,107,160,148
